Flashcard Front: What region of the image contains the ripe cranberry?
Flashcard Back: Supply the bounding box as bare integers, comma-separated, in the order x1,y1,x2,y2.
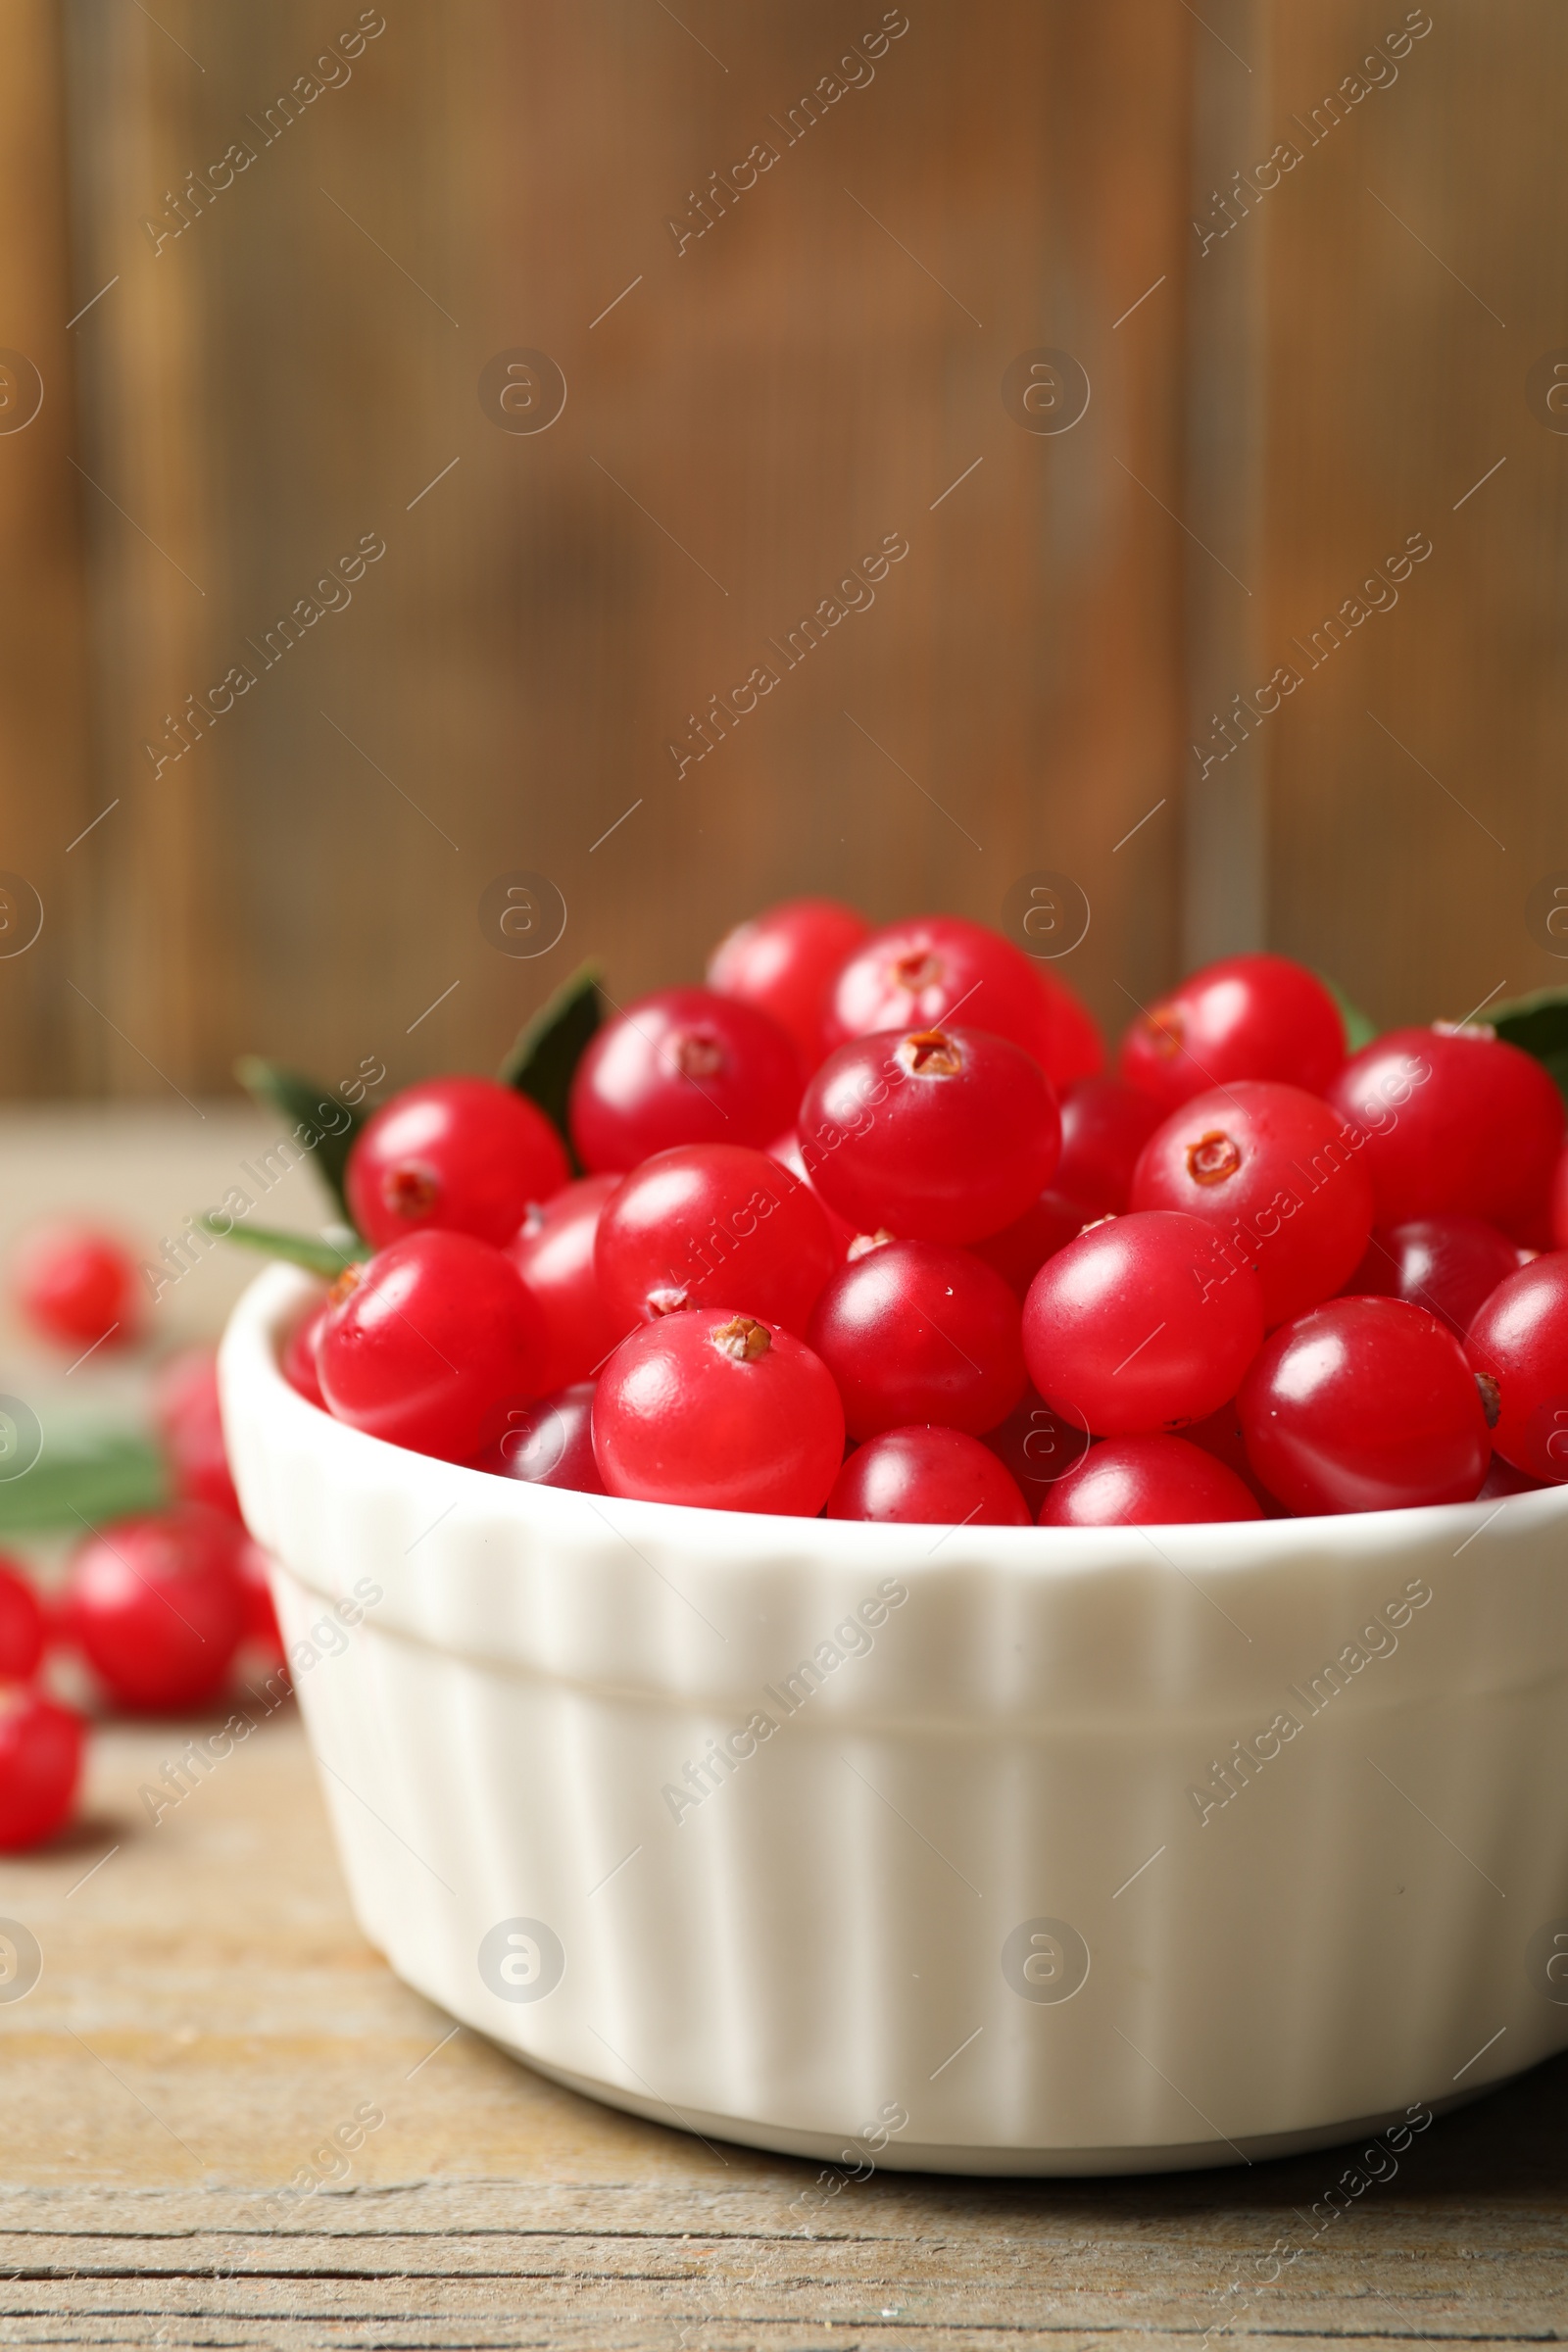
238,1539,284,1662
1118,953,1346,1112
1022,1210,1265,1436
65,1504,250,1710
151,1348,241,1519
1054,1078,1165,1214
970,1192,1092,1300
1551,1143,1568,1250
1040,1435,1262,1527
806,1239,1026,1439
593,1312,844,1514
1326,1026,1565,1237
1465,1255,1568,1484
1183,1397,1281,1514
346,1077,569,1251
1478,1452,1548,1498
766,1129,858,1257
981,1386,1092,1501
0,1555,45,1681
1241,1297,1489,1514
801,1025,1061,1245
707,897,869,1067
823,913,1102,1086
569,987,802,1173
13,1221,142,1351
0,1689,83,1852
318,1231,547,1464
1346,1215,1522,1340
825,1425,1030,1526
596,1144,836,1335
479,1382,606,1493
1131,1081,1375,1327
508,1173,628,1388
281,1302,328,1407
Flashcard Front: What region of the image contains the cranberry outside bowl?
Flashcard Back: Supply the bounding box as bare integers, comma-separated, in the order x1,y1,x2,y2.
220,1263,1568,2175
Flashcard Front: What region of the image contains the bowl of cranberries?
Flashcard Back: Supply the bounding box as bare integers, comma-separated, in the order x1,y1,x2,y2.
219,904,1568,2172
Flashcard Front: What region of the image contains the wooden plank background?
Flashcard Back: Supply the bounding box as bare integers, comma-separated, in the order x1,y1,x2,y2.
0,0,1562,1099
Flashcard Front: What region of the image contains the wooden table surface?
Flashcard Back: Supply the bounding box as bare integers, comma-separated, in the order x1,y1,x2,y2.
1,1108,1566,2348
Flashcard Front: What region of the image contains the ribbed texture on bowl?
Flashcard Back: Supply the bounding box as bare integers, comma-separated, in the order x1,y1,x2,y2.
221,1265,1568,2172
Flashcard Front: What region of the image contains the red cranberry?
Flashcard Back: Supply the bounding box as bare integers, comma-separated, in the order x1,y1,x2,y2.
0,1555,45,1681
65,1504,250,1711
317,1231,548,1464
1130,1080,1375,1327
595,1144,836,1335
1345,1214,1522,1339
824,1424,1030,1525
479,1382,606,1493
970,1193,1093,1300
281,1302,328,1407
508,1173,628,1388
707,897,869,1067
151,1348,241,1519
1241,1297,1490,1514
766,1129,858,1257
1465,1254,1568,1484
1118,953,1347,1112
0,1689,83,1852
1054,1077,1165,1214
346,1077,569,1250
980,1386,1092,1501
1325,1025,1564,1238
801,1025,1061,1245
1022,1209,1265,1436
1183,1398,1282,1514
822,913,1102,1085
1551,1143,1568,1250
568,987,802,1173
807,1239,1025,1440
13,1221,142,1351
593,1312,844,1514
1040,1435,1262,1527
1477,1453,1549,1497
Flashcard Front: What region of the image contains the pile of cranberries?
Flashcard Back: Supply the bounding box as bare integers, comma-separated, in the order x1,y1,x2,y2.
278,902,1568,1533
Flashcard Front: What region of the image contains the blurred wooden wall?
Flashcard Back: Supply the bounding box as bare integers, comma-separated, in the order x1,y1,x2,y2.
0,0,1564,1102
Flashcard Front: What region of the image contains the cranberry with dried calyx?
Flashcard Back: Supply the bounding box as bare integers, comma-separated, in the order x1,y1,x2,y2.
1465,1254,1568,1484
1119,953,1347,1112
593,1312,844,1514
823,913,1102,1086
568,987,802,1173
346,1077,569,1250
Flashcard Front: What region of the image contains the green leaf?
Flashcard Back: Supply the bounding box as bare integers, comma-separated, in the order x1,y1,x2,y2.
1487,986,1568,1108
497,959,603,1163
195,1215,368,1278
1315,971,1378,1053
234,1056,367,1227
0,1427,167,1536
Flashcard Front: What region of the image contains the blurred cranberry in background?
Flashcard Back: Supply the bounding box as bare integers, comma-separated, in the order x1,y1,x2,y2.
151,1348,242,1519
0,1689,83,1852
13,1221,143,1352
0,1555,46,1682
281,1302,329,1408
64,1504,249,1712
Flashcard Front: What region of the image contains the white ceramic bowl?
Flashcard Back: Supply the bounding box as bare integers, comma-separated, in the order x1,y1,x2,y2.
220,1262,1568,2175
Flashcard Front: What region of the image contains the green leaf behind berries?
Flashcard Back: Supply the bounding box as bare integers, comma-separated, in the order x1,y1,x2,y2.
1486,986,1568,1109
0,1426,167,1535
497,959,603,1168
195,1216,368,1278
234,1056,367,1228
1315,971,1379,1053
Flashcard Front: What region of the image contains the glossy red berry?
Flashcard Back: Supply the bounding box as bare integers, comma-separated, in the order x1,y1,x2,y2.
0,1555,45,1681
65,1504,250,1710
1477,1452,1549,1497
13,1221,142,1351
824,1425,1030,1526
1325,1026,1565,1238
1040,1435,1262,1527
1551,1143,1568,1250
801,1025,1061,1245
707,897,869,1067
1346,1215,1522,1340
1183,1398,1280,1515
569,987,802,1173
980,1386,1092,1503
1022,1209,1265,1436
1119,954,1346,1112
318,1231,547,1464
281,1301,329,1407
593,1312,844,1514
151,1348,242,1519
1465,1255,1568,1484
807,1238,1025,1439
1130,1080,1375,1327
508,1173,628,1388
767,1129,858,1258
596,1144,836,1335
970,1193,1092,1300
1241,1297,1489,1514
479,1383,606,1493
1054,1077,1165,1215
0,1689,83,1852
823,913,1102,1086
346,1077,569,1251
